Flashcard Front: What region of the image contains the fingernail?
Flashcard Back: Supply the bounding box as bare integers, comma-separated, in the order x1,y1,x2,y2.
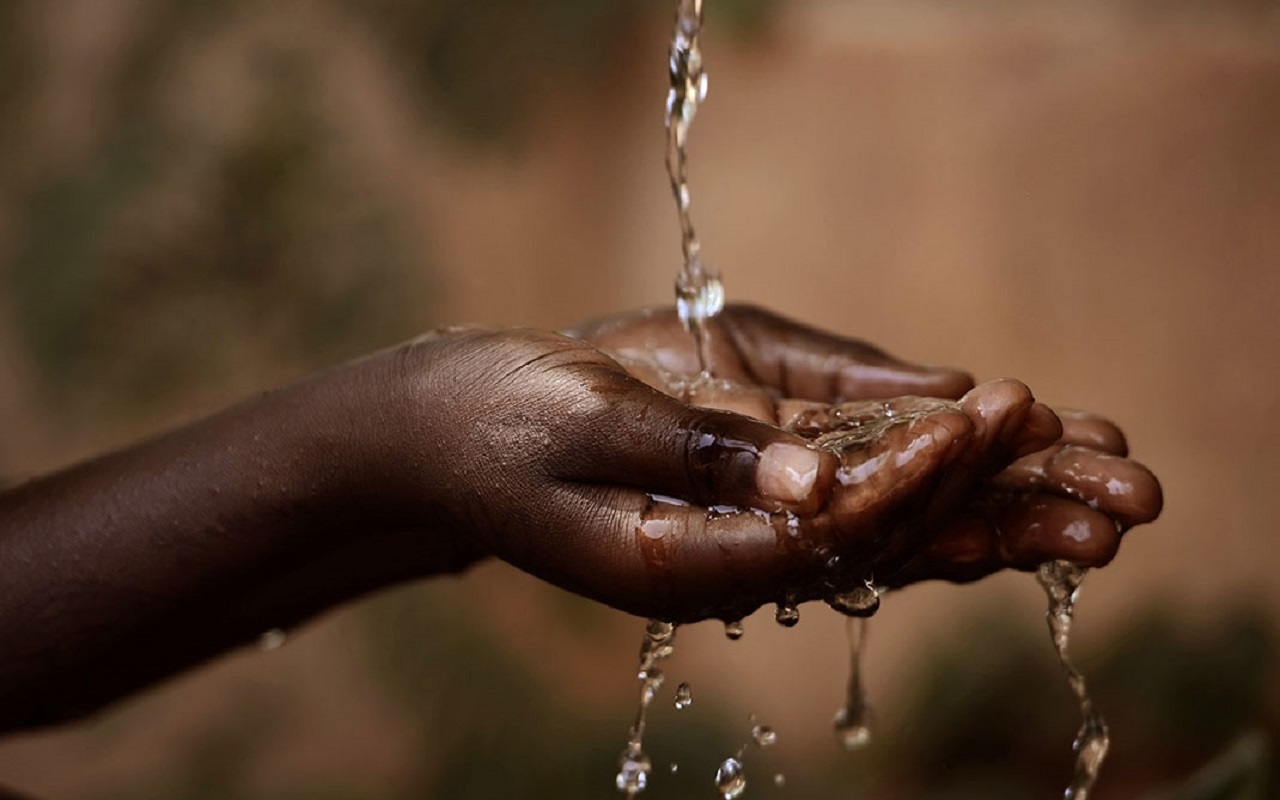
757,443,821,504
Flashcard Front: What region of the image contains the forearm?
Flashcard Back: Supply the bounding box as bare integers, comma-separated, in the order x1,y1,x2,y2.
0,347,469,732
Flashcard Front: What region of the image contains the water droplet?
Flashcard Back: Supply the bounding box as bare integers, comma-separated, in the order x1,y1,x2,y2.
826,581,881,618
833,705,873,751
643,619,677,661
640,669,665,703
724,619,745,640
616,744,652,796
715,756,747,800
676,270,725,329
640,519,671,540
707,503,742,519
257,628,288,651
670,763,679,774
751,724,778,748
784,512,801,538
674,682,693,710
773,773,786,788
774,602,800,628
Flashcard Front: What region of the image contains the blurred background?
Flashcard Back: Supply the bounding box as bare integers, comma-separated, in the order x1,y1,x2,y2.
1,0,1278,797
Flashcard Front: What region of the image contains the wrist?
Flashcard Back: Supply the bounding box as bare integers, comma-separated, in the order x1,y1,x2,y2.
310,334,487,572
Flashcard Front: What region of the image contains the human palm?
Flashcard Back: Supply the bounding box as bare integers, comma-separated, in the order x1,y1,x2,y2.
565,305,1161,617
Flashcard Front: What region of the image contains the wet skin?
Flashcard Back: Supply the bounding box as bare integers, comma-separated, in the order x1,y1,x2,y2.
0,305,1160,732
572,306,1161,618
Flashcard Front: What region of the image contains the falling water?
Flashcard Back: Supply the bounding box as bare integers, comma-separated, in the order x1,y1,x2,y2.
833,616,875,750
616,619,679,797
666,0,724,375
1038,560,1110,800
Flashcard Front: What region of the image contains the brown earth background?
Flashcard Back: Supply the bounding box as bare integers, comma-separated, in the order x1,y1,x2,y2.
0,1,1278,798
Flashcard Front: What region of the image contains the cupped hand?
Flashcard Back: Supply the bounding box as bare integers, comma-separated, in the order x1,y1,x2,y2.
401,305,1160,622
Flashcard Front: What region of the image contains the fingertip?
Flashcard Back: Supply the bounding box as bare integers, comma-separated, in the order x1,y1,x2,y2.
1124,460,1164,525
961,378,1035,421
922,366,977,400
680,411,835,515
998,496,1121,569
757,442,820,504
1058,409,1130,456
757,440,838,514
960,379,1037,456
1042,447,1164,527
1011,402,1063,458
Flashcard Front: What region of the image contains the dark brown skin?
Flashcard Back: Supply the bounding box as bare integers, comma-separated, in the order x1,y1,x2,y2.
0,305,1161,734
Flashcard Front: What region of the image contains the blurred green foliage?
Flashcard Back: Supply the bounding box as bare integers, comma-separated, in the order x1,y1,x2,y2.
1157,733,1271,800
877,604,1277,800
356,0,775,143
84,597,1276,799
5,0,413,416
358,583,744,800
1,0,776,418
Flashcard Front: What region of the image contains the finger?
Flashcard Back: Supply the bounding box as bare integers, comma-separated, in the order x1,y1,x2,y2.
609,355,779,423
718,304,975,402
1012,402,1064,458
907,379,1039,520
568,308,718,380
826,409,976,575
886,492,1128,586
997,495,1122,568
857,381,1044,576
685,377,778,423
778,382,1038,578
776,398,828,429
821,407,972,524
958,379,1042,466
885,516,1003,586
553,365,837,514
776,396,960,439
1057,409,1129,456
607,352,681,396
990,445,1163,527
510,483,810,623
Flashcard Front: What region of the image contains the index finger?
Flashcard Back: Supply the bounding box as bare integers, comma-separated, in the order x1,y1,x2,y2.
718,305,975,402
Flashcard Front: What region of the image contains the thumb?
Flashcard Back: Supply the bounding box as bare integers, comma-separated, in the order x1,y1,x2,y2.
553,368,837,514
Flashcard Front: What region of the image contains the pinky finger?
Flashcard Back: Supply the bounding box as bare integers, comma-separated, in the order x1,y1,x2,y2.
883,516,1003,586
996,495,1121,569
1057,409,1129,456
886,493,1126,587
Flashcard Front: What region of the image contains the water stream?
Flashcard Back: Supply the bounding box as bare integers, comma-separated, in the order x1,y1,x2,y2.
1038,560,1109,800
613,3,1113,797
666,0,724,375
